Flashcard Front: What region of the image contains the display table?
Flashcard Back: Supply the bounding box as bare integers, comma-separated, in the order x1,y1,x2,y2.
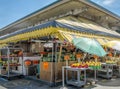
97,63,115,79
118,65,120,77
62,66,88,87
113,65,120,77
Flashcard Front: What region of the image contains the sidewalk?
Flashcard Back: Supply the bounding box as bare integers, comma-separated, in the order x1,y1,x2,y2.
0,78,119,89
0,86,6,89
92,85,120,89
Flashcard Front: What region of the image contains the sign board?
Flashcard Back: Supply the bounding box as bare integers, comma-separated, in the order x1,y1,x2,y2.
64,55,70,60
43,62,49,70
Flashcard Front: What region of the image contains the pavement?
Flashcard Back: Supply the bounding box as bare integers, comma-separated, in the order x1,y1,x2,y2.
0,77,119,89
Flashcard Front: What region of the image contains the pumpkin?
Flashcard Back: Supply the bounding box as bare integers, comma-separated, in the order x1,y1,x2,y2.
18,51,23,56
24,60,32,66
108,53,112,57
33,60,39,65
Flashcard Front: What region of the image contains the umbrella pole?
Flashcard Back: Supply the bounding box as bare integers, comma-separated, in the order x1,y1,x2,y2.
82,53,87,62
78,58,80,63
94,58,97,82
66,60,68,66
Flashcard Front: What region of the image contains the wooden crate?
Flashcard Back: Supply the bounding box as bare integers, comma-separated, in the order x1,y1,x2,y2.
40,61,77,82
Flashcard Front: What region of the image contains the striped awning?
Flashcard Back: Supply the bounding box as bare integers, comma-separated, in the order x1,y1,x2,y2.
0,44,7,48
95,38,109,45
58,30,110,45
0,16,120,45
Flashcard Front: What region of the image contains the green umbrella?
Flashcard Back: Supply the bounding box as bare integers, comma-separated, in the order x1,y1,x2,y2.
72,37,106,57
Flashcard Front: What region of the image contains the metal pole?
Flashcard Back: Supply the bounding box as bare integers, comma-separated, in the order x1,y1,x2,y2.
7,47,10,77
54,42,58,85
50,41,54,85
21,48,24,75
84,69,86,83
118,65,120,76
94,69,96,82
62,66,65,87
78,69,80,83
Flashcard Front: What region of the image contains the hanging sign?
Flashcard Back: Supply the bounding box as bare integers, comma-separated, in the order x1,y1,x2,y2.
93,55,99,59
64,55,70,60
76,54,82,59
108,53,112,57
43,62,49,70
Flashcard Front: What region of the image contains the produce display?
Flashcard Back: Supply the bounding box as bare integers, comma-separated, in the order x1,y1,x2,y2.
71,62,88,68
87,61,101,69
71,61,101,69
106,60,116,64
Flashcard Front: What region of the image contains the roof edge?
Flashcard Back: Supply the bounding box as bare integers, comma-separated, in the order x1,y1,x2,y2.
0,0,120,32
81,0,120,20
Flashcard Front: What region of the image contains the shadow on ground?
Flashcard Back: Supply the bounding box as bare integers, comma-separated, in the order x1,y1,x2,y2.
0,77,119,89
97,77,120,87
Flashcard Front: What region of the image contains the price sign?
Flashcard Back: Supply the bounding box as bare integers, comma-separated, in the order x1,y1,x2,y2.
64,55,70,60
76,54,82,59
43,62,49,70
93,55,99,59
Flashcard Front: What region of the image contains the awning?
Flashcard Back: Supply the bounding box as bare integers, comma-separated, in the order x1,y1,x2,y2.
0,27,118,44
58,30,110,45
56,16,120,38
0,16,120,44
0,44,7,48
95,38,109,45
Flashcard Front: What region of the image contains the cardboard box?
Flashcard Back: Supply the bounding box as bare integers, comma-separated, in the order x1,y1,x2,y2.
40,61,77,82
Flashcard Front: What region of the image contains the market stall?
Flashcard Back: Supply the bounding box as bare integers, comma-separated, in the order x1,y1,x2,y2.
0,16,120,86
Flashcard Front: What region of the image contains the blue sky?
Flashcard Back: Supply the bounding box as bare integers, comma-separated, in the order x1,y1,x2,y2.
0,0,120,29
91,0,120,16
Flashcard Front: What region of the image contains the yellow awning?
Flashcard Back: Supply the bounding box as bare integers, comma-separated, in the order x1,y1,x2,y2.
0,44,7,48
0,27,120,45
58,30,112,46
95,38,109,45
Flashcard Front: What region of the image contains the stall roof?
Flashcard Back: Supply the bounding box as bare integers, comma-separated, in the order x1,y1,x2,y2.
0,16,120,40
0,0,120,36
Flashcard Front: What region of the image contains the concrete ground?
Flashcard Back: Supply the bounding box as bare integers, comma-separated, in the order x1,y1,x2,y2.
0,78,119,89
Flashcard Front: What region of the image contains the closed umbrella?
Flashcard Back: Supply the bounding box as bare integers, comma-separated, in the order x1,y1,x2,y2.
72,37,106,57
105,41,120,51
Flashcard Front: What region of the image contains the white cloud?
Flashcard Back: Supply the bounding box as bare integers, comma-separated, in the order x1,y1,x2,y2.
102,0,115,5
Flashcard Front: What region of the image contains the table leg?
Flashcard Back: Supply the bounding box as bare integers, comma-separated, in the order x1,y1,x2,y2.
77,70,80,83
62,66,65,87
84,70,86,83
95,69,96,81
119,66,120,75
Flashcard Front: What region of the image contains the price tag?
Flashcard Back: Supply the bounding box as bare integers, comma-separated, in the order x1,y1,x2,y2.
43,62,49,70
64,55,70,60
76,54,82,59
